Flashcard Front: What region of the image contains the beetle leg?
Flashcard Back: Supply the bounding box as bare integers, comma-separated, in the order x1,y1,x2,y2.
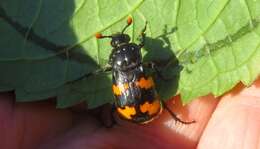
101,103,118,128
161,101,195,124
144,61,170,81
110,104,118,126
88,103,117,128
91,65,112,76
67,65,112,84
138,21,147,48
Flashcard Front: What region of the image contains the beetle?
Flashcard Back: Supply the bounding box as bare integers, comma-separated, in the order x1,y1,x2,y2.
94,17,195,124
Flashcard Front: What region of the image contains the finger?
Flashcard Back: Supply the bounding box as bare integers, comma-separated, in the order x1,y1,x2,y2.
0,92,73,149
198,77,260,149
148,95,218,148
38,95,218,149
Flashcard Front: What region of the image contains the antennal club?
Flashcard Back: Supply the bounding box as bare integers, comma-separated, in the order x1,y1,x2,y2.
127,16,132,25
95,32,112,39
121,16,133,33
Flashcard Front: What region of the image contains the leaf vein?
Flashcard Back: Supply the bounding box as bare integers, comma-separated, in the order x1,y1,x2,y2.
23,0,43,56
184,0,231,50
245,63,252,83
95,0,103,65
243,0,254,28
73,0,87,16
175,0,182,50
219,18,238,66
185,41,260,91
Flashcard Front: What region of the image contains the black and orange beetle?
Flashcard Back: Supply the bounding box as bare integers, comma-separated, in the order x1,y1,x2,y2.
94,17,195,124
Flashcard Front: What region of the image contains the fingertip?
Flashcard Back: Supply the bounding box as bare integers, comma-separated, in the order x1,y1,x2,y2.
198,77,260,149
158,95,218,142
0,92,74,149
107,95,219,148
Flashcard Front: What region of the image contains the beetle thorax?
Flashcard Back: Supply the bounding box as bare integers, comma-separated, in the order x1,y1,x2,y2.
110,43,142,71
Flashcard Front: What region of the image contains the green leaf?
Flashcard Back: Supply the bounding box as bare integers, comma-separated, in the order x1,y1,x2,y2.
176,0,260,103
0,0,259,108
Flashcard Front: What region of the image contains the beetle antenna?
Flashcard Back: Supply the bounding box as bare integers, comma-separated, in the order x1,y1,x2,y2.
121,16,132,33
95,33,112,39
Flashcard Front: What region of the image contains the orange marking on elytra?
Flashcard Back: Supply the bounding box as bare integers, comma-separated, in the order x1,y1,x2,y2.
140,99,162,115
117,106,136,120
112,83,129,96
136,77,155,89
112,85,121,96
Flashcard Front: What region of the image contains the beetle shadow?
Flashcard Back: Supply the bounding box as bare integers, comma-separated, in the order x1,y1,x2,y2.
0,2,112,107
142,25,182,100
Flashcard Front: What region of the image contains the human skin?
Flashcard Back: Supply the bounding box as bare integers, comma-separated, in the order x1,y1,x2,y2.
0,77,259,149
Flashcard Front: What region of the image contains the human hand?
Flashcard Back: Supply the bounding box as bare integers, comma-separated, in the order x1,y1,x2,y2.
0,77,259,149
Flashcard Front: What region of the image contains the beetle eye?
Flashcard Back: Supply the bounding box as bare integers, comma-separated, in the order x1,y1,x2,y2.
110,41,115,47
124,35,130,43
